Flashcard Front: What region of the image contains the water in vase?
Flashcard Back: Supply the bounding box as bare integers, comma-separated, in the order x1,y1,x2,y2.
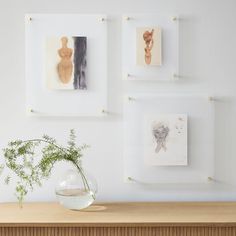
56,188,95,210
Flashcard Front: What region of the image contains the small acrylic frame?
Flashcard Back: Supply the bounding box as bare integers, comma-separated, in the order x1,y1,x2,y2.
122,14,179,81
124,94,215,184
25,14,108,117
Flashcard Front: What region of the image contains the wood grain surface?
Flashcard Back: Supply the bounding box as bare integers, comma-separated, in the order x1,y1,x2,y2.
0,202,236,235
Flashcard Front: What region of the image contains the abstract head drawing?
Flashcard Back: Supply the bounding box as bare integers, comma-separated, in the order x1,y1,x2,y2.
152,122,169,154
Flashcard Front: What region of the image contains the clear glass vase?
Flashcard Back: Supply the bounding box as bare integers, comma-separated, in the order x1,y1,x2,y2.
55,167,97,210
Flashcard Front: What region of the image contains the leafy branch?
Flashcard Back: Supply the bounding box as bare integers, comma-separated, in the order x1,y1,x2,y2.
1,129,90,207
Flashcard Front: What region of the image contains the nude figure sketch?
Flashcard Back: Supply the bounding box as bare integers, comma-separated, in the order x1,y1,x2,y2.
57,37,73,84
152,122,169,153
143,29,154,65
46,36,87,90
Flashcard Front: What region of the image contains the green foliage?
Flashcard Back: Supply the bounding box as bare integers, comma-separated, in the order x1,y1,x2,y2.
1,130,89,206
0,165,4,175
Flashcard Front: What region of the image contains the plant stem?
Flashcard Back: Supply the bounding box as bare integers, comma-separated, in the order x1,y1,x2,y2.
20,139,68,155
72,162,95,200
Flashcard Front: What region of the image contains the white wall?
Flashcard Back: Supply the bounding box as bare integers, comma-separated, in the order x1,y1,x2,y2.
0,0,236,202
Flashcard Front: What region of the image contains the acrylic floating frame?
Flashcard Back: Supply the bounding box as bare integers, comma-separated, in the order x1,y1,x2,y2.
124,94,215,184
122,14,179,81
25,14,108,117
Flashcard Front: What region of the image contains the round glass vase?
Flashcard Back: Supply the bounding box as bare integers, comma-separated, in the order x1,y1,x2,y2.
55,167,97,210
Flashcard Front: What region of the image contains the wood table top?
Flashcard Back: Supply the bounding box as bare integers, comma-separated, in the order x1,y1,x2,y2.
0,202,236,227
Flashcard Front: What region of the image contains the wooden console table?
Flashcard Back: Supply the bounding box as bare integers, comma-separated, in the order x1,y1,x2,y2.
0,202,236,236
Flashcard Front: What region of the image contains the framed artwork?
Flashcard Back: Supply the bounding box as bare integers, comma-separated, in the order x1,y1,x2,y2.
25,14,107,116
45,36,87,90
122,14,179,81
136,27,162,66
124,94,215,184
144,114,187,166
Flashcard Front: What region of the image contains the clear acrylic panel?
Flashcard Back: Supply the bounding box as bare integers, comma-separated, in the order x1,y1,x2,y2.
124,94,215,184
25,14,107,116
122,14,179,81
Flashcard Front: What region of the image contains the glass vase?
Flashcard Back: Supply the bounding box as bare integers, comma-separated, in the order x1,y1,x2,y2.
55,167,97,210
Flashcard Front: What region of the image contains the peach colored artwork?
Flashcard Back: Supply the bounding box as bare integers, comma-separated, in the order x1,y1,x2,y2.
57,37,73,84
143,29,154,65
136,27,162,66
45,36,87,90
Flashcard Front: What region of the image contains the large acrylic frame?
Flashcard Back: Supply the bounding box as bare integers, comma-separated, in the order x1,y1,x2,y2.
124,94,215,184
25,14,107,117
